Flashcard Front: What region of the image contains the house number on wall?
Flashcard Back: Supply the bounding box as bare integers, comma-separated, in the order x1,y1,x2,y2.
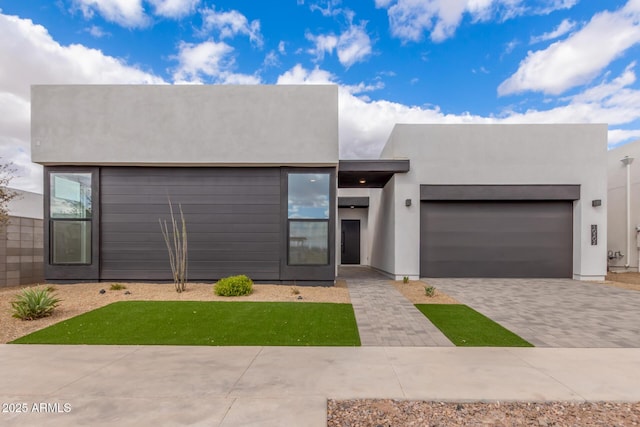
591,225,597,246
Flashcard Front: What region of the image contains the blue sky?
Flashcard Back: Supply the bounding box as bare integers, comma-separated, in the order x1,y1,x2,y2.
1,0,640,192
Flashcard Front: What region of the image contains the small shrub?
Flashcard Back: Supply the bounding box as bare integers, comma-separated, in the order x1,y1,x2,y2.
214,275,253,296
403,276,409,284
45,285,57,292
110,283,127,291
424,286,436,297
291,286,300,295
11,287,61,320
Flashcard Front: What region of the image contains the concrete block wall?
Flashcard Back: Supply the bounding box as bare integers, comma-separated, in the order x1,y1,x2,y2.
0,217,45,287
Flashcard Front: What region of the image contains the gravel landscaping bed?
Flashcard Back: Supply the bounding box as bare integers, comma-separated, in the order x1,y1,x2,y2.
605,272,640,291
392,280,461,304
0,282,351,343
328,400,640,426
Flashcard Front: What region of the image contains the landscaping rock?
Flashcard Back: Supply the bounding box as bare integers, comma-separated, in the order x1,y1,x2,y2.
327,400,640,427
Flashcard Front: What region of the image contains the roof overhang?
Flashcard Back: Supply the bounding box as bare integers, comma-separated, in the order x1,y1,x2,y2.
338,159,410,188
338,197,370,208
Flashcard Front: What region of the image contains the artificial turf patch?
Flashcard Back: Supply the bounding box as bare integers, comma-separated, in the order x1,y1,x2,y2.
11,301,361,346
416,304,533,347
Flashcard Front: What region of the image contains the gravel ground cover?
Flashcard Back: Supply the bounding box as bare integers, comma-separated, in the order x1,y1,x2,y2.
327,400,640,426
605,272,640,291
0,282,350,343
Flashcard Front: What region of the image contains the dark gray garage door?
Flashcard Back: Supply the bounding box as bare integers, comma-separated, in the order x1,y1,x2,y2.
420,201,572,278
100,167,281,281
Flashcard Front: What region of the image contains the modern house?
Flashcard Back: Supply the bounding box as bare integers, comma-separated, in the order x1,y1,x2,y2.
607,139,640,271
31,85,608,284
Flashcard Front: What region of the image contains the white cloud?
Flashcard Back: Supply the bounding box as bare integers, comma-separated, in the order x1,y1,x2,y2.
503,39,519,55
277,63,640,158
276,64,489,158
499,3,640,96
200,7,263,47
263,51,279,68
499,64,640,130
336,22,373,68
148,0,200,18
609,129,640,146
377,0,580,43
172,40,260,84
534,0,578,15
72,0,149,28
278,41,286,55
306,32,338,62
73,0,201,26
172,40,233,83
0,13,164,191
85,25,110,38
276,64,335,85
309,0,343,17
306,21,372,68
530,18,575,44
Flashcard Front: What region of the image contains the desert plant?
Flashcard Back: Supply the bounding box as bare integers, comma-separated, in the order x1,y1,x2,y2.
0,161,18,226
424,286,436,297
110,283,127,291
159,199,188,293
403,276,409,284
11,287,61,320
291,286,300,295
214,275,253,296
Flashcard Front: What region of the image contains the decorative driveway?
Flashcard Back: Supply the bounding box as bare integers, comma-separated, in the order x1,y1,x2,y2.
424,278,640,348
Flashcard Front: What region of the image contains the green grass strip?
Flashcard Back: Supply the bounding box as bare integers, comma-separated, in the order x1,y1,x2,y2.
11,301,361,346
416,304,533,347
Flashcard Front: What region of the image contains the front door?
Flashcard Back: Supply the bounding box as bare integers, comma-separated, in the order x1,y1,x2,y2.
341,220,360,264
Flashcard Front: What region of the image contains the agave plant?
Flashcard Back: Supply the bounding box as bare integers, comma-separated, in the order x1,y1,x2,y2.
11,287,61,320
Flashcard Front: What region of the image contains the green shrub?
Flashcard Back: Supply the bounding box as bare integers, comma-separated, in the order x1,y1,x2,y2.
11,287,61,320
403,276,409,284
424,286,436,297
214,275,253,296
110,283,127,291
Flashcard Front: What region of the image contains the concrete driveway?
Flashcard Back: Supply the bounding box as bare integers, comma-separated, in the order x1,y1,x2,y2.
423,278,640,348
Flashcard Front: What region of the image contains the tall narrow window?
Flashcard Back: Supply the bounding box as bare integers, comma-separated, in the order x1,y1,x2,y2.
50,173,92,264
288,173,330,265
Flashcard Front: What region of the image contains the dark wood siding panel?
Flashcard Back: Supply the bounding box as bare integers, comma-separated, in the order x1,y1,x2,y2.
100,167,281,281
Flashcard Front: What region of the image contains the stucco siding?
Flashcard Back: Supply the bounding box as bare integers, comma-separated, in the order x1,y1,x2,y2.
369,176,396,276
382,124,608,280
31,85,339,166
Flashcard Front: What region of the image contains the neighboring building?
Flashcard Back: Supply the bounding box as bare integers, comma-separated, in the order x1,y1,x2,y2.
0,188,44,287
31,85,608,283
607,139,640,272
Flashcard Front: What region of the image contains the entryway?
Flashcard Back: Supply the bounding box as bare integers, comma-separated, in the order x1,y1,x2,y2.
341,219,360,265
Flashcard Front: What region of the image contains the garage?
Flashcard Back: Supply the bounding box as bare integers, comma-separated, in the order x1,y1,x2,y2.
420,185,579,278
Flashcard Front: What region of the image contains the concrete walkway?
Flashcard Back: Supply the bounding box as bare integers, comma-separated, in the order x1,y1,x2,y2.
1,345,639,426
427,278,640,347
340,266,452,346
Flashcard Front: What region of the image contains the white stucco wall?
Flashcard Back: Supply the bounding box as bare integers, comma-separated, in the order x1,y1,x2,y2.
379,123,608,281
31,85,339,166
607,139,640,271
368,177,396,275
6,188,43,219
